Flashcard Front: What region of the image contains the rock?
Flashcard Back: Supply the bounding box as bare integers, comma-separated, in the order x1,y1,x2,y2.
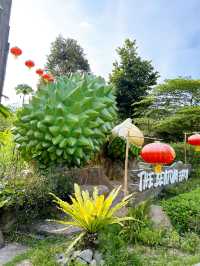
78,249,93,263
16,259,33,266
72,250,81,259
94,251,103,264
31,220,81,236
0,243,28,265
0,230,4,248
149,204,172,230
81,185,109,196
90,259,97,266
75,257,88,265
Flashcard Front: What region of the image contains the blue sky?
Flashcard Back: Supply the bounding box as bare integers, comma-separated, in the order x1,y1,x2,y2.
4,0,200,104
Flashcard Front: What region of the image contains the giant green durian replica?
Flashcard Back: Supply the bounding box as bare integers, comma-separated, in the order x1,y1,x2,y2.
14,74,117,167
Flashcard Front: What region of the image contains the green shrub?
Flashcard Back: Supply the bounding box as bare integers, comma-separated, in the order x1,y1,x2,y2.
99,225,142,266
105,136,141,161
162,188,200,234
180,232,200,254
0,169,73,224
14,74,117,167
0,130,27,178
171,142,200,172
122,201,150,244
136,227,164,247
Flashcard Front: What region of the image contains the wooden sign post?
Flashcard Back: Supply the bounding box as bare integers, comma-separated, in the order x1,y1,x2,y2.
124,130,130,196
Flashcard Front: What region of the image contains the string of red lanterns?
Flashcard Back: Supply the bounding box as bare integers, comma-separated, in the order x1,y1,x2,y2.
10,46,55,83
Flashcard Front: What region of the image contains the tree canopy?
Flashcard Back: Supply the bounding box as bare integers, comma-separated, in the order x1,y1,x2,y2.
134,78,200,140
109,39,159,119
46,35,90,77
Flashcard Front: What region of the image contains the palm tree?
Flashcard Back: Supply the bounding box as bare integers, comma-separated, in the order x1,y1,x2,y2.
15,84,33,105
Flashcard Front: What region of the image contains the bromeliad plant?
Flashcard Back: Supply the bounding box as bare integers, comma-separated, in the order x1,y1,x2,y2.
50,184,133,249
14,73,117,167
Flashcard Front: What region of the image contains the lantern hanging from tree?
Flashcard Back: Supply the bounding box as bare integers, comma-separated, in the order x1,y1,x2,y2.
36,68,44,76
140,142,176,173
25,60,35,69
10,46,22,58
187,134,200,151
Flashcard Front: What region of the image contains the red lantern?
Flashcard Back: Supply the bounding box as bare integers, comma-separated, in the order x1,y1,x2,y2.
36,69,44,76
25,60,35,69
140,142,176,173
10,46,22,58
188,134,200,151
42,73,54,83
48,75,54,82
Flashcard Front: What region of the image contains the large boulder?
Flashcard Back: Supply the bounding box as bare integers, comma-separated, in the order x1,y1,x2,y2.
149,204,172,230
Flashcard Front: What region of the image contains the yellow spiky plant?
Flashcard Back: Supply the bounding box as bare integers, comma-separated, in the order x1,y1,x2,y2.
50,183,133,234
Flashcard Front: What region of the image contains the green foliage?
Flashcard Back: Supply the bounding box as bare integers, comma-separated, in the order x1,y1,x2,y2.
0,169,72,224
105,136,141,161
154,106,200,140
134,78,200,140
122,201,150,244
162,188,200,234
136,227,164,247
110,38,159,119
51,184,133,234
99,225,142,266
14,74,117,167
46,35,90,77
180,232,200,254
0,131,27,178
155,78,200,109
171,142,200,169
0,103,11,118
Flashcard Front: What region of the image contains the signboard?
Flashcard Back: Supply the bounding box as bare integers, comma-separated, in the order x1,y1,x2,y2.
130,161,191,192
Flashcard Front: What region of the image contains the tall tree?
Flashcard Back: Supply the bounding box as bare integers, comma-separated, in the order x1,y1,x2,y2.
134,78,200,140
46,35,90,77
109,39,159,119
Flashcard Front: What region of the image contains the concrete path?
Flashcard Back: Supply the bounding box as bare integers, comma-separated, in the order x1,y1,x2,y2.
0,243,28,265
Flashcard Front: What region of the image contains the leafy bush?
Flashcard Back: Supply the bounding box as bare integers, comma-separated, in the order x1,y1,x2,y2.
136,227,164,246
162,188,200,234
51,184,133,250
0,131,27,178
99,225,142,266
122,201,150,244
105,136,141,161
0,170,72,224
180,232,200,254
171,142,200,172
14,74,117,167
